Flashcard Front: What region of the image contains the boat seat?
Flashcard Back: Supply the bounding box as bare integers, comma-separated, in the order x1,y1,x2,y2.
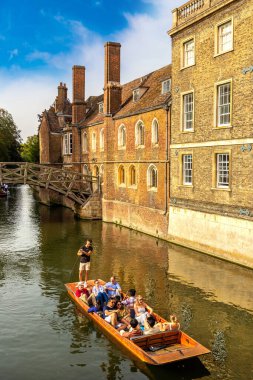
130,330,180,349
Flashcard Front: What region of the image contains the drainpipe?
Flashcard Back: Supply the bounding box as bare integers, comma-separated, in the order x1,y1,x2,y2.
164,101,171,215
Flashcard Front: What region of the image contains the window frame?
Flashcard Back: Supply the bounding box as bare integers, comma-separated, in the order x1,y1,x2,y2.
181,36,195,69
214,79,232,129
118,165,126,187
118,124,126,149
212,150,231,190
161,79,171,94
98,102,104,114
135,120,145,148
182,154,193,186
91,132,96,152
147,164,158,191
151,118,159,145
133,89,140,102
63,133,72,155
128,165,137,188
83,132,88,153
215,18,233,57
181,90,194,132
100,129,104,151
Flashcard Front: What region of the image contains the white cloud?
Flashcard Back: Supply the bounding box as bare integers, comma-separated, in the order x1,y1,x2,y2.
0,0,182,140
9,48,19,60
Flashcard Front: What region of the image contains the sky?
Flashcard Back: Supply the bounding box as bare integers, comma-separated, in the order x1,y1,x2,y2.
0,0,183,140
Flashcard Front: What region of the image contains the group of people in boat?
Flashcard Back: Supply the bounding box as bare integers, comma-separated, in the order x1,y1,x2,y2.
74,277,180,339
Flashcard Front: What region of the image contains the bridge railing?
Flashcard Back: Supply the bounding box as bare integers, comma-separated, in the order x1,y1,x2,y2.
0,162,99,205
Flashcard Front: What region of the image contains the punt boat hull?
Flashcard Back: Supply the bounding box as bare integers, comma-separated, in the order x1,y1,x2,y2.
65,281,210,365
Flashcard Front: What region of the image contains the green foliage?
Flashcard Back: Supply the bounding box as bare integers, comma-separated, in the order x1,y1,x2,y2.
20,135,39,163
0,108,22,162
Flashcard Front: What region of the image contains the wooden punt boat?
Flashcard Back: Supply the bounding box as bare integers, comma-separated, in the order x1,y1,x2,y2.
65,280,210,365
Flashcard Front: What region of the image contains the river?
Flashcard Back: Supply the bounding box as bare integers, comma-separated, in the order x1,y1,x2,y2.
0,186,253,380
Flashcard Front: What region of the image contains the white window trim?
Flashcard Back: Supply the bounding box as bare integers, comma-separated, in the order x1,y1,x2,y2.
161,79,171,94
214,79,232,129
214,17,234,57
182,154,193,186
147,164,158,192
100,129,104,151
118,124,126,149
83,132,88,153
98,102,104,114
133,89,140,102
91,132,96,152
63,133,72,155
151,118,159,145
181,36,195,70
135,120,145,148
181,90,195,132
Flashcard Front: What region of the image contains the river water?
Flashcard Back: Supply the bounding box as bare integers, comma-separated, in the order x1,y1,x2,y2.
0,186,253,380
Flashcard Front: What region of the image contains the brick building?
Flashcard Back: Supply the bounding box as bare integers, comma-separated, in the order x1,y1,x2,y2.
39,42,172,239
168,0,253,265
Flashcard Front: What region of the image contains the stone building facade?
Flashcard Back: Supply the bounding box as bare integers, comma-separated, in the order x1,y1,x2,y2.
168,0,253,266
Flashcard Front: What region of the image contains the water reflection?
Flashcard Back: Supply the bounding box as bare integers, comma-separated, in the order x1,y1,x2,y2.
1,186,253,380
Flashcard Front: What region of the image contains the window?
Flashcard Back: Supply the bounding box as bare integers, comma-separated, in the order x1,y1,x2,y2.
63,133,72,154
83,164,89,176
216,153,230,188
183,39,195,67
182,154,192,185
92,132,96,151
100,129,104,151
217,20,233,55
162,79,171,94
129,165,136,186
217,82,231,127
133,89,140,102
152,119,159,145
83,132,88,153
182,92,194,131
135,121,145,146
118,165,125,185
147,165,158,190
118,125,126,148
98,102,104,114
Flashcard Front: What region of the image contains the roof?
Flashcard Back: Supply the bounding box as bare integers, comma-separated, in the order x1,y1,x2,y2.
80,64,172,126
44,107,62,132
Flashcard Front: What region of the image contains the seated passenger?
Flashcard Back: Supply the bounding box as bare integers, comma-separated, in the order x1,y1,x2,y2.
75,282,96,306
161,315,180,331
134,295,153,325
103,297,117,327
120,318,143,339
122,289,136,318
104,276,121,298
115,301,131,331
88,299,103,314
92,279,108,307
143,316,162,335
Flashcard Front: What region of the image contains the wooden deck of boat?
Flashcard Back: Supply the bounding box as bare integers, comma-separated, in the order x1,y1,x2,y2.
65,281,210,365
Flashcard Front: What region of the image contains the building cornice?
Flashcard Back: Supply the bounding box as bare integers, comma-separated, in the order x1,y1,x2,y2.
168,0,239,37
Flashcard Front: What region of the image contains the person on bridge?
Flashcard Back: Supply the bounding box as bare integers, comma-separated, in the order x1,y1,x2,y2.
77,239,93,282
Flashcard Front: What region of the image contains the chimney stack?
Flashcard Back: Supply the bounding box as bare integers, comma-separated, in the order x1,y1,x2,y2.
55,82,68,113
72,65,86,124
104,42,122,115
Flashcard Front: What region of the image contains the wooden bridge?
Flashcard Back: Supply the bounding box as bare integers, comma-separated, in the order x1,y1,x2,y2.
0,162,99,206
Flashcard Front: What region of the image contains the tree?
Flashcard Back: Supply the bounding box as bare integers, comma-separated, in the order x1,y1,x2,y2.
20,135,39,163
0,108,22,161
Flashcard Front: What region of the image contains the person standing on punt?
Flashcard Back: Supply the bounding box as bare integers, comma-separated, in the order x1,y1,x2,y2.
77,239,93,282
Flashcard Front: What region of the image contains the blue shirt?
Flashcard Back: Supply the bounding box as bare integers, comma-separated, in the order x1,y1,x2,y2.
105,281,121,297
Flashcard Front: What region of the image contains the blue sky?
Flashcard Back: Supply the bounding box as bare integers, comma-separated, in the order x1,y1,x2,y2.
0,0,183,139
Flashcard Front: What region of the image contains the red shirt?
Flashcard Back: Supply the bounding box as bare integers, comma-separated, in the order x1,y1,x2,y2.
75,288,89,298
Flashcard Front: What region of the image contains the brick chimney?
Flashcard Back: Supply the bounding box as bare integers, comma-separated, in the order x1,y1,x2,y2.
104,42,122,115
71,66,86,170
55,82,67,113
72,65,86,124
